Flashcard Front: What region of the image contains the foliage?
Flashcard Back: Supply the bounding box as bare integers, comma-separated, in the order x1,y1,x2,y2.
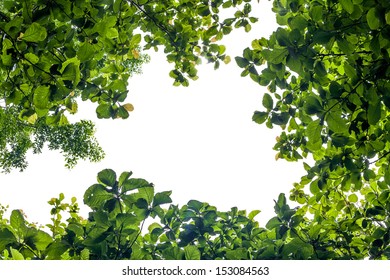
1,0,390,260
0,0,257,172
236,0,390,259
2,168,385,260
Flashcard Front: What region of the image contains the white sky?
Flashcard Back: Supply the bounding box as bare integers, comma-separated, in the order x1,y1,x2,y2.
0,1,305,226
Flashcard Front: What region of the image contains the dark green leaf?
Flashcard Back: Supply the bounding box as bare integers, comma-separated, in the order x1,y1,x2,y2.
83,184,114,209
153,191,172,207
235,56,250,68
97,169,117,187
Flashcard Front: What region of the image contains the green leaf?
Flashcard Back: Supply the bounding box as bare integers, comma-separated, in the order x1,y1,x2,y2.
10,210,27,236
367,8,380,30
96,104,113,119
67,223,84,236
225,248,248,260
265,216,282,230
106,27,118,39
33,85,50,110
94,210,110,228
248,210,261,220
235,56,250,68
348,194,358,203
77,42,95,62
33,230,53,251
130,34,142,47
115,213,139,228
24,53,39,64
83,184,114,209
122,178,151,193
306,119,322,151
271,112,289,126
384,165,390,185
326,112,348,133
97,169,117,186
80,248,90,260
153,191,172,207
138,186,154,205
265,47,288,64
187,200,204,212
10,248,24,260
262,93,273,110
252,111,268,124
21,22,47,42
340,0,354,14
367,100,381,125
118,171,133,187
310,5,323,21
304,96,323,115
184,245,201,260
0,228,17,251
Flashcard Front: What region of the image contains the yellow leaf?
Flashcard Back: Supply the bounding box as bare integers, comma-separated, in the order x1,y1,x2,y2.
123,103,134,112
223,55,231,64
27,113,38,124
132,49,140,59
275,152,280,161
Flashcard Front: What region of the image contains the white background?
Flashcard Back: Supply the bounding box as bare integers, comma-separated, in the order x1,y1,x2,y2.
0,1,304,226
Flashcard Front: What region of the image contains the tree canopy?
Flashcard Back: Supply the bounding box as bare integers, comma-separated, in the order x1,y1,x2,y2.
1,0,390,260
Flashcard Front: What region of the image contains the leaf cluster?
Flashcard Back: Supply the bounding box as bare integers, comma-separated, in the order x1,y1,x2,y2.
237,0,390,259
0,0,257,172
2,169,387,260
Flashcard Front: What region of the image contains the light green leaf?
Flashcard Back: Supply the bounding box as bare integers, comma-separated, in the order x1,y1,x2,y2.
184,245,201,260
21,22,47,42
248,210,261,220
33,230,53,251
106,27,118,39
262,93,273,110
10,248,24,260
77,42,95,62
348,194,358,203
10,210,27,236
267,47,288,64
326,112,348,133
306,119,322,151
24,53,39,64
33,85,50,110
138,186,154,205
